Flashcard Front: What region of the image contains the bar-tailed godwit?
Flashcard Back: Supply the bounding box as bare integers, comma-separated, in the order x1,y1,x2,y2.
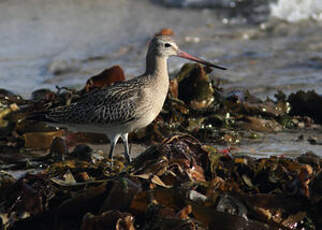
28,35,226,162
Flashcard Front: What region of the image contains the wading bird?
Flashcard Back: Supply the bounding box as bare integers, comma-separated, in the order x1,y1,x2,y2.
28,35,226,162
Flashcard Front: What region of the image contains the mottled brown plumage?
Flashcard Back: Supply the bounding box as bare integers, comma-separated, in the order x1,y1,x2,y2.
29,35,226,162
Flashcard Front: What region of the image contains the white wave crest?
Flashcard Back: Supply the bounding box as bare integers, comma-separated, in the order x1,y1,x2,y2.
270,0,322,22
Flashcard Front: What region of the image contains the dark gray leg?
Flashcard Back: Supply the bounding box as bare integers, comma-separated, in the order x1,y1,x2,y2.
121,133,132,162
108,135,120,159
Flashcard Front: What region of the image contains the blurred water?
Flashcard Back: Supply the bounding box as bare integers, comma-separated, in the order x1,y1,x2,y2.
0,0,321,98
0,0,321,156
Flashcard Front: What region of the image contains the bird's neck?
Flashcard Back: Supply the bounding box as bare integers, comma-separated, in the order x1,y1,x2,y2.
145,54,168,78
144,53,170,100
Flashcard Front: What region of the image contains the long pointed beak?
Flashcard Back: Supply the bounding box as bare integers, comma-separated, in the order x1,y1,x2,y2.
176,50,227,70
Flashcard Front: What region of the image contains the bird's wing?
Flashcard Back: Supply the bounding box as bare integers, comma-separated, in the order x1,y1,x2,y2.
32,81,145,125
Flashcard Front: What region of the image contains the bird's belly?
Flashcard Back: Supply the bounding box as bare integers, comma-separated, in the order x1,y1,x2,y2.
45,118,151,137
130,95,165,131
130,111,157,130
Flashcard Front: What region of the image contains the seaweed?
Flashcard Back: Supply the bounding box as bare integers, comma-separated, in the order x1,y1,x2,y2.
0,63,321,229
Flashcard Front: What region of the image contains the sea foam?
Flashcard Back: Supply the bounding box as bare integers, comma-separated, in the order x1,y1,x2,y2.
270,0,322,22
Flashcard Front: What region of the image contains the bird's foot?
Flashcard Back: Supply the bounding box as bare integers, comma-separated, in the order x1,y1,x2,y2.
125,154,132,163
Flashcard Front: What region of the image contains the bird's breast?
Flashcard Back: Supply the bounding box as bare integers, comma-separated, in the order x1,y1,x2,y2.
131,82,168,131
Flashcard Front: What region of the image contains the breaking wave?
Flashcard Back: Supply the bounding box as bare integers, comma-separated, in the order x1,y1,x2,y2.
153,0,322,23
270,0,322,22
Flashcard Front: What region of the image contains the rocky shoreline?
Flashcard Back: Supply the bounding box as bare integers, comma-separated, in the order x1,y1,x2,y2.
0,63,321,229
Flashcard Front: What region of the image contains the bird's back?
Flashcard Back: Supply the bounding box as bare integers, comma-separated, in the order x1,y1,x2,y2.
29,78,148,127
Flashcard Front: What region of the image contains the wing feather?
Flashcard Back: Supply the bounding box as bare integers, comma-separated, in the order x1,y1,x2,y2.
40,80,145,125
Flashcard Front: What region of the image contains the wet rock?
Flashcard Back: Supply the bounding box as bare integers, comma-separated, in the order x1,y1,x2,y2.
296,134,304,141
216,194,247,218
49,137,68,161
307,136,322,145
0,89,20,98
297,152,321,170
81,65,125,94
225,89,248,103
288,90,322,124
225,97,289,118
31,89,56,101
70,144,93,162
237,116,282,132
48,59,81,75
23,130,64,149
176,63,215,110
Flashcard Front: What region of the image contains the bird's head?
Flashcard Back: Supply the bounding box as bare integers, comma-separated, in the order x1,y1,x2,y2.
148,35,227,70
149,35,178,57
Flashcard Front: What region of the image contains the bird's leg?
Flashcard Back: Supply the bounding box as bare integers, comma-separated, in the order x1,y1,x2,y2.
121,133,132,162
108,135,120,159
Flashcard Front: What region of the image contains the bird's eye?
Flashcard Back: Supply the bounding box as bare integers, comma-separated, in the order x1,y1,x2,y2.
164,43,171,48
